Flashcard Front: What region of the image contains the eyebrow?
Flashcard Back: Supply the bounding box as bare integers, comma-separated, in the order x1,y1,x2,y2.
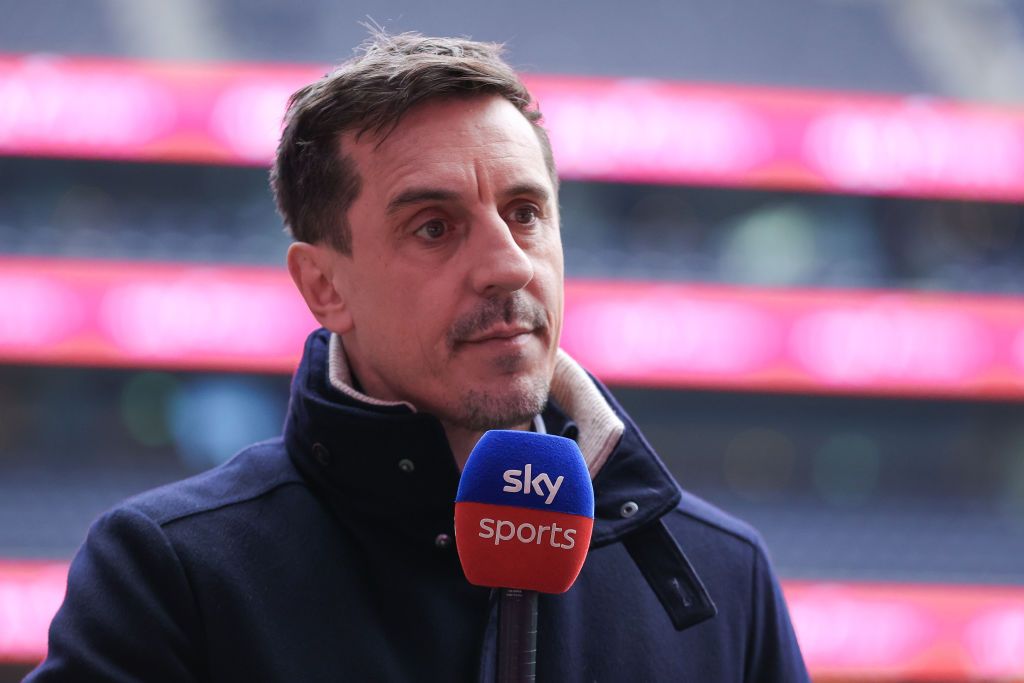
384,181,553,217
385,188,460,216
502,182,552,205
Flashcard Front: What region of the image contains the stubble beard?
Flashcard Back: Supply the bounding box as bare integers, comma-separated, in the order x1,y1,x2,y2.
455,370,551,432
446,292,554,431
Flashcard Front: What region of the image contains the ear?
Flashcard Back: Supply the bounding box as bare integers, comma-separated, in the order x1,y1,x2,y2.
287,242,354,334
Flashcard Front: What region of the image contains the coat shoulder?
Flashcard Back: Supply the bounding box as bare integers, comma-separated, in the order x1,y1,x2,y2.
671,489,764,547
120,438,304,528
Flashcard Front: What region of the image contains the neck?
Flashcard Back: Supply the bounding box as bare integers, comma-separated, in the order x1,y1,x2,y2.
328,334,539,469
444,419,533,470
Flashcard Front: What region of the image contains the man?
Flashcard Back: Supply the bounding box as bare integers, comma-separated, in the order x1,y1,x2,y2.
29,33,808,681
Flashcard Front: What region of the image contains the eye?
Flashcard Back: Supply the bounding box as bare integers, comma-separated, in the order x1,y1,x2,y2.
414,219,449,241
507,204,541,226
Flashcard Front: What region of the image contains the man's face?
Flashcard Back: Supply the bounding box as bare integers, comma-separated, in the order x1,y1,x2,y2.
332,95,564,431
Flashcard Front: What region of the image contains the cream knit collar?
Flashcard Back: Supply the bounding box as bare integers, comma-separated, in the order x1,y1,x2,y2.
327,333,623,478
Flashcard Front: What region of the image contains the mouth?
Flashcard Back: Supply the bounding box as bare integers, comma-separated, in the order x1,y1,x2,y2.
462,326,536,345
446,294,550,355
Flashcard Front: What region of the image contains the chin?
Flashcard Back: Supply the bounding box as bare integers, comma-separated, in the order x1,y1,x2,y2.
450,373,550,432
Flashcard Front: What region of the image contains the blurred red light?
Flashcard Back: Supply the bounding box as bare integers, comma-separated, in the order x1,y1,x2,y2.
3,560,1022,678
2,54,1024,200
3,257,1024,398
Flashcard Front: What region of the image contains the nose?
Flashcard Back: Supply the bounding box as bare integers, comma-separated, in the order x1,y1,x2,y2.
467,212,535,296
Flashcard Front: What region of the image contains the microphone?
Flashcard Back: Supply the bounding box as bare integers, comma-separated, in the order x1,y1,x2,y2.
454,430,594,593
454,430,594,682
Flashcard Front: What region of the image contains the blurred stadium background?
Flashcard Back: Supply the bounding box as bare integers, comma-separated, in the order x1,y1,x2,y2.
2,0,1024,680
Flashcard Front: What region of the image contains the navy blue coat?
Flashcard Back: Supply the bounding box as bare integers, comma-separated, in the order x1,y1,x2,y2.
29,329,809,682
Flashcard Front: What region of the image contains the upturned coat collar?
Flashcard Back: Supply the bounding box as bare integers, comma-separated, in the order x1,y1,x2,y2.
283,328,715,630
282,329,682,548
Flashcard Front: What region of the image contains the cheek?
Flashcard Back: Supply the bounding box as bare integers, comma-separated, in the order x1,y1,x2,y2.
392,284,456,355
536,234,565,280
532,252,564,304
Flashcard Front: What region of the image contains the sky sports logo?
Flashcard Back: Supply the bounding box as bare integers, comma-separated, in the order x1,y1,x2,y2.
477,466,577,549
478,518,577,549
501,464,564,504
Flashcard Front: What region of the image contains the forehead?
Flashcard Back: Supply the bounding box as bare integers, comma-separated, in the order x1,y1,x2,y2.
342,95,552,202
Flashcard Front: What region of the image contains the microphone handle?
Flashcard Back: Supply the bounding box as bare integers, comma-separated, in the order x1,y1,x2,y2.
497,588,538,683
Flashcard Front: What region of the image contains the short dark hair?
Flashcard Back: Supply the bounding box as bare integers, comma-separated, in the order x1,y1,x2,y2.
269,32,558,254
